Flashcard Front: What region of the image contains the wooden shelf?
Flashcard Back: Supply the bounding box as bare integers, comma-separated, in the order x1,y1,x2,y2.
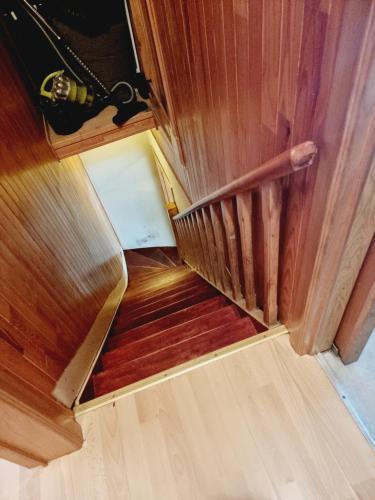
47,106,155,159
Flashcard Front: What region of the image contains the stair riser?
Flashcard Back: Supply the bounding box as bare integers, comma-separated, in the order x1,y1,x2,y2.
102,306,241,368
117,283,213,320
135,248,178,268
94,318,256,396
121,274,205,308
125,250,169,269
112,289,219,333
125,267,193,295
107,296,228,349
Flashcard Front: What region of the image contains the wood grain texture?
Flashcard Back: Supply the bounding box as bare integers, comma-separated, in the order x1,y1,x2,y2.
236,191,256,310
0,368,83,467
288,4,375,353
202,206,221,288
221,198,242,302
195,210,214,283
0,40,122,464
87,253,261,400
47,109,155,159
210,203,231,293
2,335,375,499
142,0,315,203
109,297,228,350
262,181,282,325
142,0,374,353
173,141,317,220
102,305,241,369
334,238,375,364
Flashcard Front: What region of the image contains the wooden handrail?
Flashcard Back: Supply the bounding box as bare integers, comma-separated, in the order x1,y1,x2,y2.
174,141,317,220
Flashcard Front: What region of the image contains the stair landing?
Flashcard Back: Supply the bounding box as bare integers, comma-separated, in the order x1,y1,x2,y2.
80,248,265,403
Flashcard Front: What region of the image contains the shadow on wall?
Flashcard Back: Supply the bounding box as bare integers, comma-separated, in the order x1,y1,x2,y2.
80,132,176,249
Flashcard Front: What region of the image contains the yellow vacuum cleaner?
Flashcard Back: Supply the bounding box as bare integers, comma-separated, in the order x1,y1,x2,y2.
40,70,94,106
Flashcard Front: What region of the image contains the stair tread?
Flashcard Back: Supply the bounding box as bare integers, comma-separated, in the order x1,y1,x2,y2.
94,317,257,396
135,248,178,268
122,274,205,307
117,282,213,321
112,287,219,333
125,265,192,293
127,267,167,280
124,250,169,269
107,296,228,350
158,247,182,266
82,248,263,403
102,305,241,368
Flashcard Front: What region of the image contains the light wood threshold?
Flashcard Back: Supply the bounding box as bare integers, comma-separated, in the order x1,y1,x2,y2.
74,324,287,416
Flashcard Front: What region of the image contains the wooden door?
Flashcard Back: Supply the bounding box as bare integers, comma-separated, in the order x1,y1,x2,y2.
334,239,375,364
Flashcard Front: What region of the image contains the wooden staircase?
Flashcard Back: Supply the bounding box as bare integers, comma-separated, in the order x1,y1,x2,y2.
82,248,263,402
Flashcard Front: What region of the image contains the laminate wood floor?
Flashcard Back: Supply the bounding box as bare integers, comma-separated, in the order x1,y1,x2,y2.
1,335,374,500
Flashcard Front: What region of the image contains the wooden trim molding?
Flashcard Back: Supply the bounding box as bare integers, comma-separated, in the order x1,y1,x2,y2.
0,367,83,468
53,253,128,407
74,326,288,416
288,6,375,354
47,108,155,159
334,238,375,364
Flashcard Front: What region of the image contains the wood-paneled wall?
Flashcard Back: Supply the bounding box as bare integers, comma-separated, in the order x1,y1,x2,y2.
0,39,123,465
134,0,375,354
144,0,306,200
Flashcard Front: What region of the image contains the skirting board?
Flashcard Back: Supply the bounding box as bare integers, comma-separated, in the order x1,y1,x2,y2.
74,324,288,416
53,252,128,408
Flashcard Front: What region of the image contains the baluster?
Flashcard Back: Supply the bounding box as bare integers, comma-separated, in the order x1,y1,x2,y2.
177,219,187,262
202,207,221,288
174,220,184,260
210,203,231,293
184,216,197,269
261,181,282,325
180,217,193,265
221,198,242,301
236,191,256,310
194,210,212,281
190,213,203,273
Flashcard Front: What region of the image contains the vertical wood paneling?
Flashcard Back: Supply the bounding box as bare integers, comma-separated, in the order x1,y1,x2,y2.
0,40,126,465
260,0,283,162
0,42,123,388
140,0,375,351
288,2,375,353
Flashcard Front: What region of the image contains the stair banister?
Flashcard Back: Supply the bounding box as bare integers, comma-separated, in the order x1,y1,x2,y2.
173,141,317,220
173,141,318,327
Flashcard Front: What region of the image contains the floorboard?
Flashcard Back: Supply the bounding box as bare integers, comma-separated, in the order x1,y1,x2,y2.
1,335,374,500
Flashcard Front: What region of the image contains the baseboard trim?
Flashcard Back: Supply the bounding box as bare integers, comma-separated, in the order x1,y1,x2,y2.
74,324,288,416
53,253,128,408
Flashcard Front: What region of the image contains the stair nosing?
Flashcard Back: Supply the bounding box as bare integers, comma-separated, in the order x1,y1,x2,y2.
102,304,241,368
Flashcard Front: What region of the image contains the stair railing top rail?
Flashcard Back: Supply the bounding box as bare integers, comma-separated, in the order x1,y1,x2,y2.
173,141,317,220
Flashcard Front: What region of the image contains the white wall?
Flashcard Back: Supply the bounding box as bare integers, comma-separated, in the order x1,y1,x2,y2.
80,132,176,249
